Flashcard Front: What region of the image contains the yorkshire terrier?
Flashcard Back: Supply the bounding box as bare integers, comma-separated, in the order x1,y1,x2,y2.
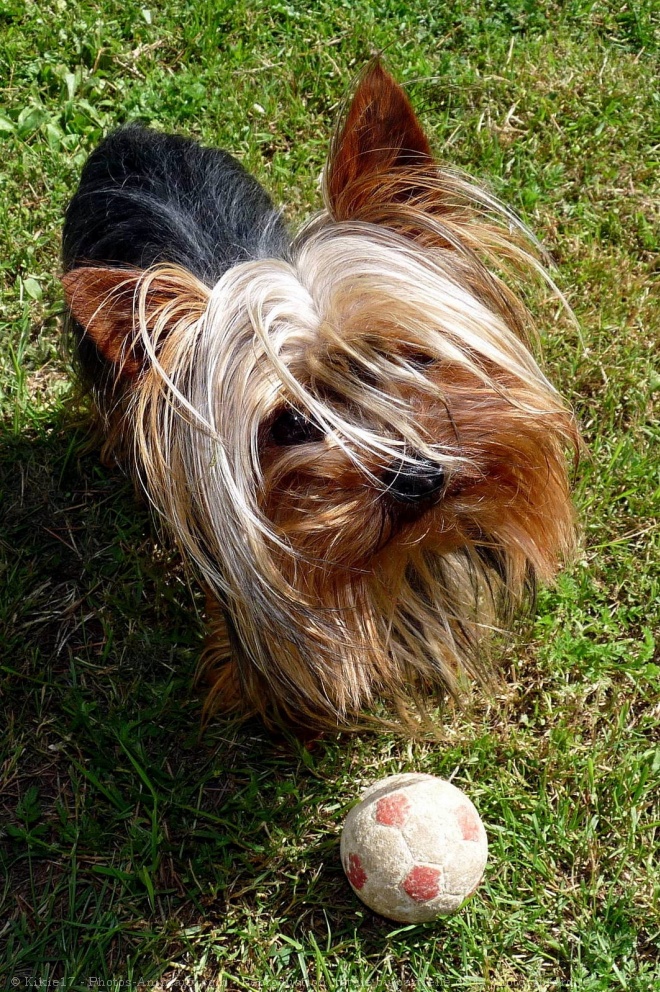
61,62,579,733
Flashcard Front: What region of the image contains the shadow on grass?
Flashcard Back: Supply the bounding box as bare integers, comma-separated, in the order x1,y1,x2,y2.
0,415,407,979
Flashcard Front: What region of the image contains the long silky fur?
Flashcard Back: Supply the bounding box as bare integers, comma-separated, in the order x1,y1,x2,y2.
62,62,580,733
114,219,577,732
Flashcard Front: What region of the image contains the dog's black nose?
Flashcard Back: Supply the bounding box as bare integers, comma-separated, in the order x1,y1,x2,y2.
382,457,446,504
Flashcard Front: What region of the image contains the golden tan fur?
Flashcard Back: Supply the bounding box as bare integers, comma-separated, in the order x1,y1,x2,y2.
62,63,579,733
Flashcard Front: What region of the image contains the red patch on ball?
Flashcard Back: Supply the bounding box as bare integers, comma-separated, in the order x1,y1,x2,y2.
345,853,368,890
375,792,411,827
402,865,442,902
455,804,481,842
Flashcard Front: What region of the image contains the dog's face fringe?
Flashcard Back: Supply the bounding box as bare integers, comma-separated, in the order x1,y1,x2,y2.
63,63,579,733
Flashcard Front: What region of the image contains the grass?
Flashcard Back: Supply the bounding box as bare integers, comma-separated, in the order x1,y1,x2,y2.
1,0,659,988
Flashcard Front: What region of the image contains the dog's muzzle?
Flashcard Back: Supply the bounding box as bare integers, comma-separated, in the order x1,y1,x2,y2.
382,457,446,505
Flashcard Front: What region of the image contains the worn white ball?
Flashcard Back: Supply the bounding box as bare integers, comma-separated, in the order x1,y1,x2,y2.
340,773,488,923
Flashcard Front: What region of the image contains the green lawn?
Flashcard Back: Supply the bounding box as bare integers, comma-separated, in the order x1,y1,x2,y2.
1,1,659,989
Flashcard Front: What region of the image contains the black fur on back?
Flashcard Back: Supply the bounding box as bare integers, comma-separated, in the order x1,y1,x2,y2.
62,124,290,285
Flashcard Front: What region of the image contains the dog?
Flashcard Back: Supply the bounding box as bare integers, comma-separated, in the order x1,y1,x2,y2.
61,62,579,733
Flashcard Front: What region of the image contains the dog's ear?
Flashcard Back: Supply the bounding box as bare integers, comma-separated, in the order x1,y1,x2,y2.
62,266,207,379
326,61,435,220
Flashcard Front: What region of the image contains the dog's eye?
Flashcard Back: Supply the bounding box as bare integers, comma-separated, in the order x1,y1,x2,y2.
270,408,324,446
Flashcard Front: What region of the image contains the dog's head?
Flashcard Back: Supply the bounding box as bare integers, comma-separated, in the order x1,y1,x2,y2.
62,63,579,730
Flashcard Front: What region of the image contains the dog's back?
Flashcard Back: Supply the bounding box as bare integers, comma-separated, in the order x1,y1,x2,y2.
62,125,290,387
62,125,289,284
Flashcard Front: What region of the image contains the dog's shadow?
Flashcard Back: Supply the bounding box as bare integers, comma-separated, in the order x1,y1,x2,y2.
1,415,410,972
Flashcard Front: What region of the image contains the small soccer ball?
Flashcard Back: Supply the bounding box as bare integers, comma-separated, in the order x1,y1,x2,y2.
340,772,488,923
